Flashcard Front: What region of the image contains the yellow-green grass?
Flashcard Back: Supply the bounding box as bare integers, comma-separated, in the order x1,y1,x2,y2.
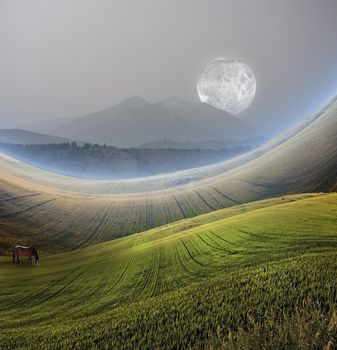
1,193,337,349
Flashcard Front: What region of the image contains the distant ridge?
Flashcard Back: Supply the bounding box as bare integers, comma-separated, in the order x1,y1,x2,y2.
25,96,261,147
0,129,73,145
19,118,70,135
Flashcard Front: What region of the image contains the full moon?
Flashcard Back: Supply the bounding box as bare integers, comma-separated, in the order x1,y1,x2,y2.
197,58,256,115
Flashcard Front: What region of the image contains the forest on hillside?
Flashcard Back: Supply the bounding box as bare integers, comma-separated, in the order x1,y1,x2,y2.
0,142,251,179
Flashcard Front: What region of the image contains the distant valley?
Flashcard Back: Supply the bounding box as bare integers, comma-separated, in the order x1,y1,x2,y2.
0,121,264,178
0,141,252,179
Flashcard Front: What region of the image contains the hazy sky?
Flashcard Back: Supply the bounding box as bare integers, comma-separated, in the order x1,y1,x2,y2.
1,0,337,133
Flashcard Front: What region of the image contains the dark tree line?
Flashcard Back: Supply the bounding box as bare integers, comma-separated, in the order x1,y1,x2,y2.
0,142,251,179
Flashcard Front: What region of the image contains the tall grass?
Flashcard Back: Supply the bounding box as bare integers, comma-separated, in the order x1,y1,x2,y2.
205,301,337,350
1,193,337,348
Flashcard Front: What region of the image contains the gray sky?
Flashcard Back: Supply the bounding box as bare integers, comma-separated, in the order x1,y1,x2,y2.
1,0,337,133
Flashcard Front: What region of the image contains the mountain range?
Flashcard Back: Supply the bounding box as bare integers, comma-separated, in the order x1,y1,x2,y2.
21,96,261,147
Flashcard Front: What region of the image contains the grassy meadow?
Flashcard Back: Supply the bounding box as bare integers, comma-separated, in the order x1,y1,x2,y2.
1,193,337,349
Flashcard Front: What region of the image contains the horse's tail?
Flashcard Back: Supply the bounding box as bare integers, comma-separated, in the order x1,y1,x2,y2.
12,248,15,264
33,247,39,265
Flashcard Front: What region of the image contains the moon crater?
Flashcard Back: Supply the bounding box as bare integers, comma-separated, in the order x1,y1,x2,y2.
197,58,256,115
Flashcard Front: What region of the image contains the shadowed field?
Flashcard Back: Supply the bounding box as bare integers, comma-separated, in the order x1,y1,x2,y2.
1,193,337,349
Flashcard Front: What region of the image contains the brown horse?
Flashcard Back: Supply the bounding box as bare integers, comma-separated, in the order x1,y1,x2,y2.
12,246,39,265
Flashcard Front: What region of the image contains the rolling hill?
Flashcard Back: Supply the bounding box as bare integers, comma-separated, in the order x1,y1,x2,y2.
19,118,71,135
47,96,259,147
1,193,337,348
0,96,337,253
0,129,72,145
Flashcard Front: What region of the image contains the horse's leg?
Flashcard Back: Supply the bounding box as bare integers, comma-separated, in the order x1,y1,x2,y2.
17,256,20,264
28,256,31,265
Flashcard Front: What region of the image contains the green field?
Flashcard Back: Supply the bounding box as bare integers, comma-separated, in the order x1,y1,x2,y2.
1,69,337,350
1,193,337,349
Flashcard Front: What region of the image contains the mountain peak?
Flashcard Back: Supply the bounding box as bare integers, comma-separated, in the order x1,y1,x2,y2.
36,94,260,148
117,95,150,108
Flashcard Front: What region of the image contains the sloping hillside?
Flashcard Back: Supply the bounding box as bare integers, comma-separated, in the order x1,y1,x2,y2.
1,193,337,348
0,97,337,252
0,129,72,145
162,97,259,139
